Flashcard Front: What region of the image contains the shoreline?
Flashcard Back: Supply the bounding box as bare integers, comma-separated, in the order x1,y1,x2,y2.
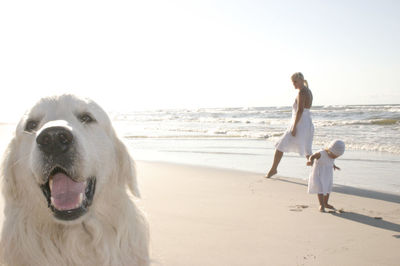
139,159,400,199
125,137,400,194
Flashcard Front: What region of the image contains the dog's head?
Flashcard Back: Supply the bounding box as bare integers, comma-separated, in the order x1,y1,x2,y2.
1,94,139,223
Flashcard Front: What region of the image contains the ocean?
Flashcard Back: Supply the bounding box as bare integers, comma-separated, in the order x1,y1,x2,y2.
111,104,400,194
0,104,399,194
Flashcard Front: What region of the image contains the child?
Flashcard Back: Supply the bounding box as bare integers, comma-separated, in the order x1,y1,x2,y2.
307,140,345,212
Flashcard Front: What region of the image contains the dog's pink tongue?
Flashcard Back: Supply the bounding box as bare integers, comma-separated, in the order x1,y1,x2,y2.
51,173,86,211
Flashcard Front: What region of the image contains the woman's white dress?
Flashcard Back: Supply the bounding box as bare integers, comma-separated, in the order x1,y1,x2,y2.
275,100,314,156
307,150,334,195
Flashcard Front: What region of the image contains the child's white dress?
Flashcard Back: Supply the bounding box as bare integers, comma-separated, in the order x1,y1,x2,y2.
275,100,314,156
308,150,335,195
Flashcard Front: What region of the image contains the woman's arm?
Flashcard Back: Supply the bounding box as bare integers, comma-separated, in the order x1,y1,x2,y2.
291,90,306,136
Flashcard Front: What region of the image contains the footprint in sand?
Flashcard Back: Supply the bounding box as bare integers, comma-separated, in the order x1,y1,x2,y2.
328,208,345,214
289,205,309,212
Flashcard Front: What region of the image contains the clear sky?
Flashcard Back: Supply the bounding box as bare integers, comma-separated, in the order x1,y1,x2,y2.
0,0,399,122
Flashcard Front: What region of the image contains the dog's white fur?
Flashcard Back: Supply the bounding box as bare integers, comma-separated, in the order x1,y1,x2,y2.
0,95,149,265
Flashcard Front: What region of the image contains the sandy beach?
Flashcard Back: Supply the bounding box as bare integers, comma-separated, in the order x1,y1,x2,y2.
137,161,400,266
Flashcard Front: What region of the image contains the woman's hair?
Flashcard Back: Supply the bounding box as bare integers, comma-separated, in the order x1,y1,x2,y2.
291,72,309,88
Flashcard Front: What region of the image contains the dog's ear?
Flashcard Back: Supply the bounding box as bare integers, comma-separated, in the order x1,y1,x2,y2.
1,138,21,202
115,136,140,198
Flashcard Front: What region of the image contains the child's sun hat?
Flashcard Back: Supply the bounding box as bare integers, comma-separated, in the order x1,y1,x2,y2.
328,140,345,156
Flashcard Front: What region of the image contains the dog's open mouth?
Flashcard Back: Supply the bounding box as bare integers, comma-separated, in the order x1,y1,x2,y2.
40,167,96,221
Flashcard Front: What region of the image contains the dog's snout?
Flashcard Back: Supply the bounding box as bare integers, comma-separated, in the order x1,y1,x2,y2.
36,127,74,155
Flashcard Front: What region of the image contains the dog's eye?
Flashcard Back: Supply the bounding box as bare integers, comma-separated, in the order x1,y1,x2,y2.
78,113,95,124
25,120,39,132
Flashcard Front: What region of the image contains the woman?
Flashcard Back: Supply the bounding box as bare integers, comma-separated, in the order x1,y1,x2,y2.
265,72,314,178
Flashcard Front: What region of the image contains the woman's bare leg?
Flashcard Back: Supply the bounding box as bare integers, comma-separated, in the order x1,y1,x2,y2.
265,150,283,178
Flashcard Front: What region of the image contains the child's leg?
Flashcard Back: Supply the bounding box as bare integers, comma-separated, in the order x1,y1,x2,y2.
323,193,335,209
317,194,325,212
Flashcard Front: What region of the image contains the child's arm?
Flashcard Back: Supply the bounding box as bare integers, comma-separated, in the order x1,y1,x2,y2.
306,152,321,166
333,164,341,171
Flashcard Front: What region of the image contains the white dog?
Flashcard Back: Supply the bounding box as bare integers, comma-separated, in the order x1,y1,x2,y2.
0,95,149,265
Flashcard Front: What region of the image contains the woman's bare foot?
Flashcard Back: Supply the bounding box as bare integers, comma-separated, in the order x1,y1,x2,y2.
265,169,277,178
319,205,325,212
325,204,335,210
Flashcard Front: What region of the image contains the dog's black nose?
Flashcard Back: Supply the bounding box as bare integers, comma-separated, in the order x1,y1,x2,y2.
36,127,74,155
